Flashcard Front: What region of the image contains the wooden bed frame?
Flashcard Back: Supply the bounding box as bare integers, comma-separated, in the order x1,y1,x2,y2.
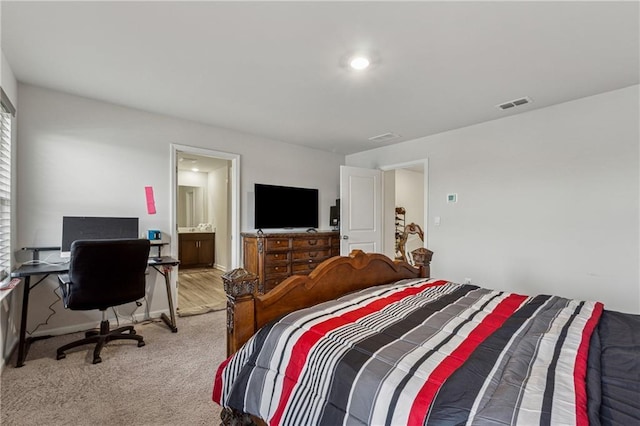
220,249,433,425
223,249,433,356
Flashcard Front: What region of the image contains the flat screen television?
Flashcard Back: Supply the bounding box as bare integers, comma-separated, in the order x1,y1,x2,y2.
254,184,319,229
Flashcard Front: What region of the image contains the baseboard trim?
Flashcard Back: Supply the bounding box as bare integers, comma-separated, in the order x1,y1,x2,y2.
22,309,172,339
1,308,173,372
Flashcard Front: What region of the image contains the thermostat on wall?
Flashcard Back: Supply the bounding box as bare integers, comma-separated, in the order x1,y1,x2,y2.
447,193,458,203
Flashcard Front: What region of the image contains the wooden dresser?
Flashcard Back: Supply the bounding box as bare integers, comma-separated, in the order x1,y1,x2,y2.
242,231,340,294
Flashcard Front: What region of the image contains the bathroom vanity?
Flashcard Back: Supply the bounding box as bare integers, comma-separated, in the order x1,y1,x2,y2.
178,231,215,268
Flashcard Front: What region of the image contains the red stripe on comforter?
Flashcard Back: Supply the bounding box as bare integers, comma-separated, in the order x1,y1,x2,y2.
212,356,232,404
574,301,603,426
270,279,448,425
408,293,528,426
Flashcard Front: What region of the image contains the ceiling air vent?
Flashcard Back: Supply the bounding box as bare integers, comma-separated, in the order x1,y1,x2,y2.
368,132,401,143
497,96,532,111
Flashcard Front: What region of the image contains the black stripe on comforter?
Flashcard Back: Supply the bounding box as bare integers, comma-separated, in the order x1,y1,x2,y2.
213,278,603,426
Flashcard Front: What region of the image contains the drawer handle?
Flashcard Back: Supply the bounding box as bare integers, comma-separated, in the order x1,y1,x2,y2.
308,240,318,246
276,240,281,244
274,254,279,258
275,267,279,271
309,252,318,258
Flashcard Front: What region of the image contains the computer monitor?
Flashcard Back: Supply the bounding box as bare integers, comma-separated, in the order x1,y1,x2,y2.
61,216,139,258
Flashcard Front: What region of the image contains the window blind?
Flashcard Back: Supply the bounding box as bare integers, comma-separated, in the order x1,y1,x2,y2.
0,101,12,282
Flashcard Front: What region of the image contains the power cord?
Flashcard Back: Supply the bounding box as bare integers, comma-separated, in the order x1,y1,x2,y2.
135,296,164,325
112,299,145,326
26,287,149,336
27,285,61,336
111,306,120,327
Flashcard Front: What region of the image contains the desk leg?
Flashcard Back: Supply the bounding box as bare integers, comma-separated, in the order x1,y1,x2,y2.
16,276,31,367
159,266,178,333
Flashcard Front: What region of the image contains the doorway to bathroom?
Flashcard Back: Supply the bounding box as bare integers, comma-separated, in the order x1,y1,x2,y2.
171,145,240,317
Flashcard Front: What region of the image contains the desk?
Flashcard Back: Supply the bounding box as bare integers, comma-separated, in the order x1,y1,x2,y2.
10,255,180,368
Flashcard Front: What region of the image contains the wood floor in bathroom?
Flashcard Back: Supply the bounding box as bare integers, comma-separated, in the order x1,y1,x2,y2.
177,267,227,316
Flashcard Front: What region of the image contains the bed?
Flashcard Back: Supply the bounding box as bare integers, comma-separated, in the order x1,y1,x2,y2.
213,250,640,425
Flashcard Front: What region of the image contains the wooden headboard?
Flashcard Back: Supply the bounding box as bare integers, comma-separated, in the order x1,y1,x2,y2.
223,250,432,356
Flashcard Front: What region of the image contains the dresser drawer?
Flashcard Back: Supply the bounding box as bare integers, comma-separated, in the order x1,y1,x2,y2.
264,252,290,265
264,277,288,292
292,237,330,250
265,264,289,275
291,249,331,262
292,262,322,274
242,231,339,294
265,238,291,251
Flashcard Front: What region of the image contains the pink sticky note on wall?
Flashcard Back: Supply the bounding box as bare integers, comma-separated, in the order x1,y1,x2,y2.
145,186,157,214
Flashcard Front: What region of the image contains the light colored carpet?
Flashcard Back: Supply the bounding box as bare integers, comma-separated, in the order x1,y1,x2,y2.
0,310,225,425
178,268,227,317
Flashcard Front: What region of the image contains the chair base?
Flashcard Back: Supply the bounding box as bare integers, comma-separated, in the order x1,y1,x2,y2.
56,319,145,364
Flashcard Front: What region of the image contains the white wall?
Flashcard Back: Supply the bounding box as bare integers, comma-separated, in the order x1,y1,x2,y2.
1,52,17,104
14,83,343,340
383,170,396,259
395,169,425,260
395,169,424,228
178,170,209,187
347,85,640,314
209,165,230,270
0,50,18,369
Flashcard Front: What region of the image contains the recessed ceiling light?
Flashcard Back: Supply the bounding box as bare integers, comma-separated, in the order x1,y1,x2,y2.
192,168,199,172
350,56,370,70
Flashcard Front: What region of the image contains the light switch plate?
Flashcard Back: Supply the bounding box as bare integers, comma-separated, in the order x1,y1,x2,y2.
447,193,457,203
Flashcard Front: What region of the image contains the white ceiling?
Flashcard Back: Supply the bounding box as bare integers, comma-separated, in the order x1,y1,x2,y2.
2,1,638,155
177,152,229,172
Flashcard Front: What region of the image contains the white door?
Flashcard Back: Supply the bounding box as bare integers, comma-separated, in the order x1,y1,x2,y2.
340,165,383,255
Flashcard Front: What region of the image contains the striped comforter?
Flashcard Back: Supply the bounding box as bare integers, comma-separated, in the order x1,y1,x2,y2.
213,278,603,425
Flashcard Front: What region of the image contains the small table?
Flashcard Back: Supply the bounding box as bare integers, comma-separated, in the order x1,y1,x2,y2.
10,253,179,367
150,241,169,258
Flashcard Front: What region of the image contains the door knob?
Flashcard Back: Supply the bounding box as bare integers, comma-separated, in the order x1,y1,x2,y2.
342,235,349,240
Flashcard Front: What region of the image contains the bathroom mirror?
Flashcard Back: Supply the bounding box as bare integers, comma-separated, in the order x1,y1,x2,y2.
178,185,206,227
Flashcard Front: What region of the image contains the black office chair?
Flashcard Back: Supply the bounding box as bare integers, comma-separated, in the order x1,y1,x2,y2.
56,238,151,364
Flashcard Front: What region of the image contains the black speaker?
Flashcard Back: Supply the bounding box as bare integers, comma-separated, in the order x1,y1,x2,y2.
330,199,340,228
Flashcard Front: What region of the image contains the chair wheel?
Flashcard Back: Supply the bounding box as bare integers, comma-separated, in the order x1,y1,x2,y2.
56,352,66,360
138,341,145,347
92,356,102,364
